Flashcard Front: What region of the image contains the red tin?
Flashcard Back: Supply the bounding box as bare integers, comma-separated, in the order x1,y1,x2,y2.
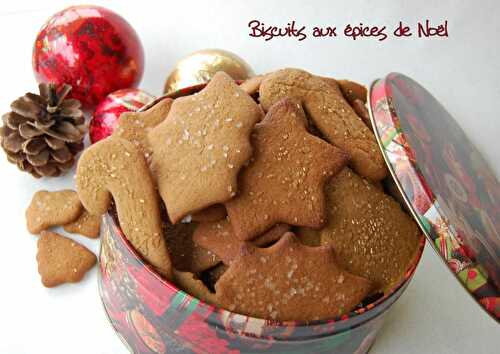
98,74,498,353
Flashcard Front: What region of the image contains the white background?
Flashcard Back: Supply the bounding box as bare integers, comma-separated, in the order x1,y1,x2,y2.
0,1,498,353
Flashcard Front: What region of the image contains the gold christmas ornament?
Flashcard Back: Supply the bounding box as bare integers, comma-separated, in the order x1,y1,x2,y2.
163,49,254,94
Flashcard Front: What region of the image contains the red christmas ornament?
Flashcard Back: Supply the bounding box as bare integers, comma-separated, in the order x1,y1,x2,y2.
89,88,154,144
33,5,144,109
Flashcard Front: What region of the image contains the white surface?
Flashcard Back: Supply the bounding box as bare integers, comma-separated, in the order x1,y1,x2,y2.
0,1,498,353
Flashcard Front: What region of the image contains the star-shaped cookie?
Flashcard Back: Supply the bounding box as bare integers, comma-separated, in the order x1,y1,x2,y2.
260,68,387,181
225,98,348,241
113,98,173,159
215,232,372,321
193,220,289,265
164,221,221,273
63,210,101,239
148,72,262,223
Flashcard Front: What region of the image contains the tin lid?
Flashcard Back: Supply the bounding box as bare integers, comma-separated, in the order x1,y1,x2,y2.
368,73,500,321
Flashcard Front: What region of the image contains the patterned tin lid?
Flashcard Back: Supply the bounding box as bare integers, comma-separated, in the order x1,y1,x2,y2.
368,73,499,322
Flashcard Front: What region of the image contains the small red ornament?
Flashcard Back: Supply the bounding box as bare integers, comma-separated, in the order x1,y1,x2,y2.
89,88,154,144
33,5,144,109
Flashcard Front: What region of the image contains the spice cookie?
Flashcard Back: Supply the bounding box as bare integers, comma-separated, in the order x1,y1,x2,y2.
215,232,372,321
63,210,101,239
351,99,372,130
240,74,265,96
193,220,289,265
164,221,221,273
36,230,96,287
225,98,348,241
26,189,83,234
113,98,173,159
337,79,368,104
76,137,173,279
149,72,262,223
260,68,386,181
297,168,420,293
173,270,217,305
191,204,227,223
322,78,372,129
202,264,228,290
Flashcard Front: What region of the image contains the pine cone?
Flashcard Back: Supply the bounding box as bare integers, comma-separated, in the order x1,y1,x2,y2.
0,83,87,178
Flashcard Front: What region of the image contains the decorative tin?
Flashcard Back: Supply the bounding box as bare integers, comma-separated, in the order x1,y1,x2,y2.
97,80,428,353
99,73,500,352
99,213,424,354
369,73,499,320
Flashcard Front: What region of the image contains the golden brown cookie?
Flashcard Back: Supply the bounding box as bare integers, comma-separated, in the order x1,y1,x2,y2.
191,204,227,223
193,220,289,265
351,99,372,131
260,68,386,181
63,210,101,239
36,230,96,287
239,75,265,96
149,72,262,223
76,137,173,280
203,263,228,288
215,232,372,321
26,189,83,234
113,98,173,159
164,221,221,273
337,79,368,104
296,228,321,247
297,168,420,293
173,269,217,305
225,98,348,241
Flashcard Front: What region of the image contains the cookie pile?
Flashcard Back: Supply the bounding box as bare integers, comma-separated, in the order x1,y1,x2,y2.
76,69,420,321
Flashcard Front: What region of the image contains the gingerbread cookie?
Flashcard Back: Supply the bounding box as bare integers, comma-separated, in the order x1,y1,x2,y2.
215,232,372,321
164,221,221,273
322,78,371,128
240,75,265,96
297,168,420,293
26,189,82,234
225,98,348,241
113,98,173,159
202,263,228,289
260,68,387,181
351,99,372,130
191,204,227,223
149,72,262,223
36,230,96,287
76,137,173,279
63,210,101,239
173,269,217,305
193,220,289,264
337,79,368,104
